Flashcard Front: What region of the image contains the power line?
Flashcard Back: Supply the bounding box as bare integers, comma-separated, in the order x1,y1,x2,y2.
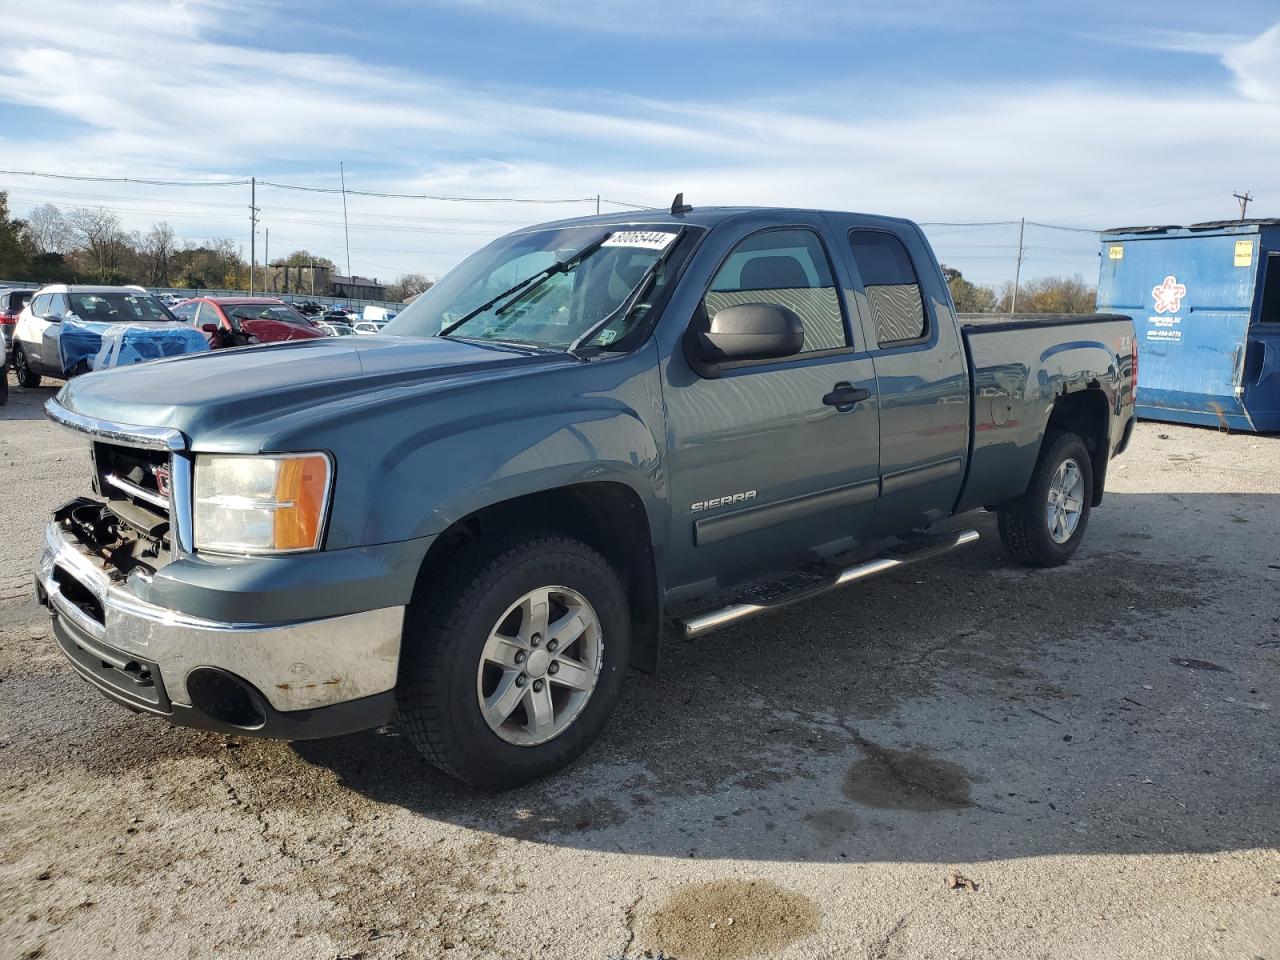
0,167,622,205
257,179,600,204
0,169,251,187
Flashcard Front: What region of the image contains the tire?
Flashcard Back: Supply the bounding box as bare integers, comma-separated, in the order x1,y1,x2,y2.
397,535,631,790
998,431,1093,567
0,356,7,405
12,344,40,388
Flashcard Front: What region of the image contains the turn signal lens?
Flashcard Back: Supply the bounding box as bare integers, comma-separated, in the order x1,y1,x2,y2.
193,453,332,554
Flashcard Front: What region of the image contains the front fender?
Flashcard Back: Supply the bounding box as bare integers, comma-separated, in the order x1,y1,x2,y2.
308,345,669,554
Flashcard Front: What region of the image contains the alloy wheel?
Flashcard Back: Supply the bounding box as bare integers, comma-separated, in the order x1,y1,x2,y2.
475,585,603,746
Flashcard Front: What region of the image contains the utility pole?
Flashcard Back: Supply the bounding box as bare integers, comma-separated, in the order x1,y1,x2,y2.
1233,190,1253,220
264,227,269,292
1010,217,1025,314
249,177,260,295
340,162,352,280
596,194,601,215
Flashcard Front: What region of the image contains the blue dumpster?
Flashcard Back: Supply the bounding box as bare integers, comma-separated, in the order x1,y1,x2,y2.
1096,219,1280,431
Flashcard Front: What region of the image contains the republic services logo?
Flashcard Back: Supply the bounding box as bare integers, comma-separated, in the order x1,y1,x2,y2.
1152,275,1187,314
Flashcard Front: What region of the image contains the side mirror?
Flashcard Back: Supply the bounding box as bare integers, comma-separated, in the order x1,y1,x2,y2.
201,323,219,335
696,303,804,363
45,314,63,324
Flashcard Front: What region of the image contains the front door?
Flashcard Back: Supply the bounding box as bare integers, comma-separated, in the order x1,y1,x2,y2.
664,224,881,595
21,292,55,372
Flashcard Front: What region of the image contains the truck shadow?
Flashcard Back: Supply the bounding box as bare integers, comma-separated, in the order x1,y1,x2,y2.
293,489,1279,864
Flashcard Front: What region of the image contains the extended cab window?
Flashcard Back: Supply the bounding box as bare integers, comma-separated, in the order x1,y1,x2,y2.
848,230,928,345
704,229,847,353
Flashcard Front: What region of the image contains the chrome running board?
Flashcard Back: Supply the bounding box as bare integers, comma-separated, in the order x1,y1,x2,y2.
674,529,980,640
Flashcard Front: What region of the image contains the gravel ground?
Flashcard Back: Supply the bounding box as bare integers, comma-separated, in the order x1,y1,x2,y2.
1,372,1277,960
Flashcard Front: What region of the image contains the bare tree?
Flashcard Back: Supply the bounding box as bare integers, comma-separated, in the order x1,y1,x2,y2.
388,272,433,301
140,222,177,286
26,203,75,255
68,206,128,278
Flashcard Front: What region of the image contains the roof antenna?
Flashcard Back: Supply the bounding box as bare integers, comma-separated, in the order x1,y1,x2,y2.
670,192,693,215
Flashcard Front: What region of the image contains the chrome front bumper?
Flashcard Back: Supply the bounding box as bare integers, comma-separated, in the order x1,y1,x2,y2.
36,520,404,717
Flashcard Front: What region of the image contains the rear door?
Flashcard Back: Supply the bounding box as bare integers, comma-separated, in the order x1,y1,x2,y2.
664,220,881,591
837,222,970,536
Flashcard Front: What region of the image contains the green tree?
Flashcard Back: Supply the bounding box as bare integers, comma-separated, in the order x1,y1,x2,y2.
942,264,999,313
279,249,335,270
0,192,32,279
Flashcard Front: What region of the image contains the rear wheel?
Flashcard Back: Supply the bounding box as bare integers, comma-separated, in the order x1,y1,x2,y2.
998,431,1093,567
397,535,631,789
12,344,40,388
0,354,7,405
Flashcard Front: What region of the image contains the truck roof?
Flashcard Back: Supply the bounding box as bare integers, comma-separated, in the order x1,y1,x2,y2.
517,205,920,234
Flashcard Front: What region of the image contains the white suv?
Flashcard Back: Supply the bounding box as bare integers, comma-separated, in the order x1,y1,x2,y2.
10,284,172,386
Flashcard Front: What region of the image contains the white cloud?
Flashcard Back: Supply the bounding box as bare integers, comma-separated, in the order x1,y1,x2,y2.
1223,21,1280,101
0,0,1277,285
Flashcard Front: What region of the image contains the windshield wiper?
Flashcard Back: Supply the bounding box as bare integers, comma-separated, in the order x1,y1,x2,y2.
566,227,685,359
438,233,611,338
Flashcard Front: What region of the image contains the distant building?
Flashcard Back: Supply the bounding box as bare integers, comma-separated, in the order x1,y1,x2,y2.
329,274,387,301
266,262,331,296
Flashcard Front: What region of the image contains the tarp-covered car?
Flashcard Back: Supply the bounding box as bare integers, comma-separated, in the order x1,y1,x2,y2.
11,285,208,386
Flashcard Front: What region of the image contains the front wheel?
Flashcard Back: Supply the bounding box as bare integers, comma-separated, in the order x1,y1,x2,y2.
998,431,1093,567
12,344,40,388
397,535,631,789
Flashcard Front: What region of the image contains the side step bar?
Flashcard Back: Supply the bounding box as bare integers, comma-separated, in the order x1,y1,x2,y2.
675,529,980,640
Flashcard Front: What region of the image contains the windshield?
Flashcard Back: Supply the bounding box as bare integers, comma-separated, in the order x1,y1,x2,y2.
385,225,691,351
225,303,313,326
68,292,176,323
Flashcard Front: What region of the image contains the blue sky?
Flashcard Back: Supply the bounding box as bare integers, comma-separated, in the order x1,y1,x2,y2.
0,0,1277,287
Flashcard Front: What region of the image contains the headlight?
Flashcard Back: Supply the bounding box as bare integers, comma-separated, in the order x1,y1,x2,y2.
193,453,332,554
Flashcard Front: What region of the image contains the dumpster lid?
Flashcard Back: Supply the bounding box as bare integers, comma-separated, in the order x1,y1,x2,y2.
1102,219,1280,236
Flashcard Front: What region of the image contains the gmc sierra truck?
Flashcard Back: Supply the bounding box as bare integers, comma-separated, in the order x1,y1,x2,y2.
36,203,1136,789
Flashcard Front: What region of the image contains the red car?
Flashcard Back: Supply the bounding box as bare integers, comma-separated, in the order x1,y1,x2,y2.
172,297,325,348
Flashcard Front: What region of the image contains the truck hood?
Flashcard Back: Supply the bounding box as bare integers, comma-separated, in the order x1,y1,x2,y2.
55,335,575,448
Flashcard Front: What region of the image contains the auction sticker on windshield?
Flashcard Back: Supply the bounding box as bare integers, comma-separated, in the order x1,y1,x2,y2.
602,231,678,250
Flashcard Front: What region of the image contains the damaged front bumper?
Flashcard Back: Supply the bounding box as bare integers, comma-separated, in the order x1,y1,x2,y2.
35,518,404,739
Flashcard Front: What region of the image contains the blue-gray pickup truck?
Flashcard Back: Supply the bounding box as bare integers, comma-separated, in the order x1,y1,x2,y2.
36,203,1136,788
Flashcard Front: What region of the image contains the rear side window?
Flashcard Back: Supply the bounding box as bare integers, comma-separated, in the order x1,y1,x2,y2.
704,228,848,353
2,291,32,312
848,230,928,345
30,293,52,317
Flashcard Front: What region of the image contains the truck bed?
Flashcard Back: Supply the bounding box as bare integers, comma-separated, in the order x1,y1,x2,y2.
954,313,1134,514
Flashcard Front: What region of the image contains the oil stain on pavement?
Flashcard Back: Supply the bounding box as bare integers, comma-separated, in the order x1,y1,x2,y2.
843,740,974,811
643,878,820,960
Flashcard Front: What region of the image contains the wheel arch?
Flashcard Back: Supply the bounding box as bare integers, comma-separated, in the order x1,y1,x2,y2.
1046,386,1111,505
410,481,663,673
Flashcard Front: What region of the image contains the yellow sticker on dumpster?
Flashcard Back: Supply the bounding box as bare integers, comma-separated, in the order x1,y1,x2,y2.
1234,240,1253,267
1108,245,1124,260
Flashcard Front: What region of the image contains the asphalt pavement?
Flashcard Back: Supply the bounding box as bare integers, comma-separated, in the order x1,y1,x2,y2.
1,372,1277,960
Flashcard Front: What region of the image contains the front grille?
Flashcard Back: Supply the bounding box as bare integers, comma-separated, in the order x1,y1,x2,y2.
94,442,172,524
